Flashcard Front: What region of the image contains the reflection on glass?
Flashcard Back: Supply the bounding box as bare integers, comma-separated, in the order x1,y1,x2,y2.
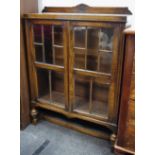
73,26,114,74
74,27,86,48
98,28,113,51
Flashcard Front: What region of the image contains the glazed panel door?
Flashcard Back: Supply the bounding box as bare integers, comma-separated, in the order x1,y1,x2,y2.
28,20,69,110
69,22,120,122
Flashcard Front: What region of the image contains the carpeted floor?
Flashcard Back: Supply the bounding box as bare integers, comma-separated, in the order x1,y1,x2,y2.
20,121,114,155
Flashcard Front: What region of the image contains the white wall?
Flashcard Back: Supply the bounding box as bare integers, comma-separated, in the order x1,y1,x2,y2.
38,0,135,26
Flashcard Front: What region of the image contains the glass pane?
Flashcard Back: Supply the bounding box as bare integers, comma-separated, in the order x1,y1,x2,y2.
87,54,97,71
99,52,112,73
54,26,63,45
91,81,109,117
55,47,64,66
44,25,52,63
35,45,43,61
74,49,85,69
73,26,114,74
33,25,42,43
87,27,99,50
73,74,109,118
74,75,90,113
99,28,113,51
74,27,86,48
37,68,50,101
37,68,65,107
33,24,64,66
50,71,65,107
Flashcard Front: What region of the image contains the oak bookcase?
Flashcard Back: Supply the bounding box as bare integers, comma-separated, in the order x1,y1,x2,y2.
24,4,132,141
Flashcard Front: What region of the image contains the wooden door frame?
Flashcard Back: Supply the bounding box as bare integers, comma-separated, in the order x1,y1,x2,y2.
68,21,123,124
25,20,69,111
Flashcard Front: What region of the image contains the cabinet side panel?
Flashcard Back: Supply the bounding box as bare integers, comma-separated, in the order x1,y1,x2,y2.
116,32,135,153
20,22,30,128
20,0,38,129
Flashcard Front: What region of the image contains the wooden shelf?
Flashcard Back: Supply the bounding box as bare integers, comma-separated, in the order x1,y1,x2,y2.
53,44,64,48
37,91,65,108
74,47,112,54
92,100,108,117
34,42,43,46
74,96,108,118
74,97,89,113
74,68,111,82
35,62,64,72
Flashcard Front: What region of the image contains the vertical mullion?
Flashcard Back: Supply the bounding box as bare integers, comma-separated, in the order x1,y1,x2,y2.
89,78,93,113
97,53,101,71
64,22,69,110
48,70,52,103
73,27,75,110
85,27,88,69
41,25,46,62
52,25,55,64
97,28,101,71
69,26,75,111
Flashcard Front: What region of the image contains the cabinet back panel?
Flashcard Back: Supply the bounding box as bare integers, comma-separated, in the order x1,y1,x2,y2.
37,68,50,100
93,83,109,102
52,72,64,93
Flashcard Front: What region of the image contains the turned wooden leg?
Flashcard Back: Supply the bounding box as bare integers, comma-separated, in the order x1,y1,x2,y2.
110,133,117,147
31,108,38,125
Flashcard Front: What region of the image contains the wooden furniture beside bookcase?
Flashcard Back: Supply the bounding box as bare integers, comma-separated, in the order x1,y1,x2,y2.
24,4,132,141
20,0,38,129
114,28,135,154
